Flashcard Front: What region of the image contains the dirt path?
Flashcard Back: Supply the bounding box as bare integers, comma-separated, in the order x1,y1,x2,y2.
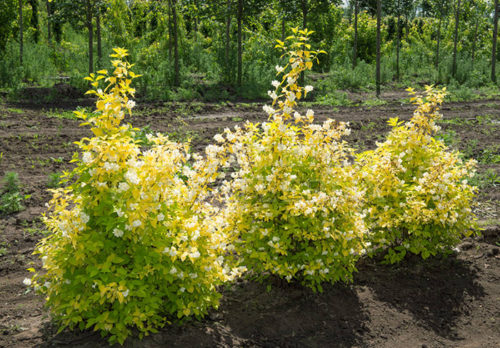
0,98,498,347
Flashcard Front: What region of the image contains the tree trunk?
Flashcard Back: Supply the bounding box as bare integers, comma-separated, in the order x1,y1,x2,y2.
376,0,381,97
396,0,400,81
172,0,179,87
28,0,39,43
492,0,499,83
86,0,93,74
225,0,231,82
19,0,23,66
168,0,173,58
471,16,479,68
237,0,243,87
435,18,441,69
193,0,198,41
96,10,102,69
353,0,358,69
301,0,308,29
452,0,461,78
46,0,51,42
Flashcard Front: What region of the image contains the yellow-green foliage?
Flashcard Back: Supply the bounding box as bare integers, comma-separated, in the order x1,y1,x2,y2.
217,29,367,291
29,49,240,344
357,86,478,264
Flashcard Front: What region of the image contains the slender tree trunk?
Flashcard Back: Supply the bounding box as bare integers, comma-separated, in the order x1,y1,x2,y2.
172,0,179,87
46,0,51,42
492,0,499,83
452,0,461,78
353,0,358,69
19,0,23,66
225,0,231,82
86,0,93,74
471,17,479,68
376,0,381,97
193,0,198,41
301,0,308,29
28,0,39,43
96,10,102,69
237,0,243,87
435,18,441,69
168,0,173,58
396,0,401,81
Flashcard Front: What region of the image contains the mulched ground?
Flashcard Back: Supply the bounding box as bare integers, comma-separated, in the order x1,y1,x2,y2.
0,91,498,347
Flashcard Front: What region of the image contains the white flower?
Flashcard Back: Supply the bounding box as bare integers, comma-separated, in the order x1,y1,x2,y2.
305,85,314,93
103,162,119,172
117,182,129,192
271,80,280,88
126,100,136,109
214,134,224,143
157,213,165,221
82,152,92,164
275,65,284,73
268,90,278,100
170,267,177,274
80,212,90,224
132,220,142,228
306,109,314,118
122,289,130,297
113,228,124,238
125,170,140,185
263,105,274,115
23,278,32,286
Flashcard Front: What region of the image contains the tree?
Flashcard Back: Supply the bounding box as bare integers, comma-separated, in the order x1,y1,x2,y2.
353,0,358,69
171,0,180,87
85,0,93,74
28,0,39,43
493,0,499,82
452,0,461,78
19,0,23,66
237,0,243,86
376,0,381,97
0,0,16,53
225,0,232,83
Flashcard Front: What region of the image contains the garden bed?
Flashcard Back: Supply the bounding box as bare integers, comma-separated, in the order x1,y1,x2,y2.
0,97,498,347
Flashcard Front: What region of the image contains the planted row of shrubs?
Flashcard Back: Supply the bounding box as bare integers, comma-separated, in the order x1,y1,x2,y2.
27,30,477,345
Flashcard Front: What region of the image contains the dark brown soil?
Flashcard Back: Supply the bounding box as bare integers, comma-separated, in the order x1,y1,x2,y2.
0,96,499,348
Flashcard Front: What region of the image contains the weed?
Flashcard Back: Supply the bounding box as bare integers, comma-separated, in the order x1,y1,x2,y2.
47,172,63,188
0,172,25,215
7,108,23,114
361,121,376,132
469,169,500,189
436,130,458,147
0,241,8,257
45,109,78,120
362,98,387,107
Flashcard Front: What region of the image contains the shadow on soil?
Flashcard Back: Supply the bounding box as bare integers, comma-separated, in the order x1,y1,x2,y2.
356,254,485,340
37,255,483,347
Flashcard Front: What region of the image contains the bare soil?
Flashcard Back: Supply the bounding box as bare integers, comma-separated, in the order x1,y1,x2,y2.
0,94,499,347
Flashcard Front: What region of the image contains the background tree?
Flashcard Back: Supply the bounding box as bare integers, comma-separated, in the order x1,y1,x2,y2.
492,0,499,82
375,0,381,97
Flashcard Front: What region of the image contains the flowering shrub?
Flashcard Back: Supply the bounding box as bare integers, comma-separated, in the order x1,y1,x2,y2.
356,86,478,264
28,49,240,344
216,29,367,291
